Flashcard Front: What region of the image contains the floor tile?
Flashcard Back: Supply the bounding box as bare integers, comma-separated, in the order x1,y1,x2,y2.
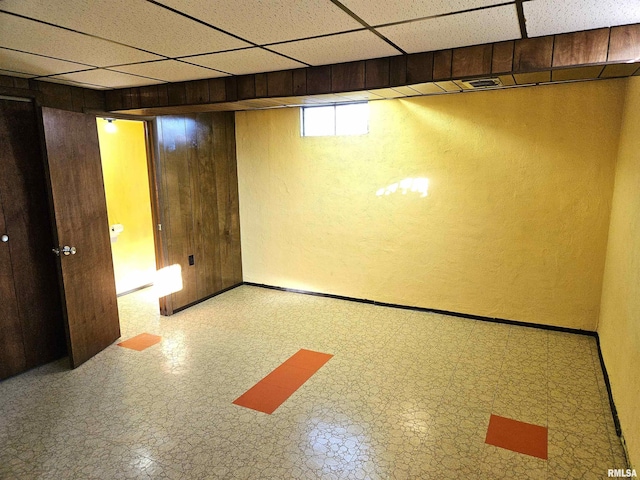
485,414,548,459
118,332,162,351
0,285,626,478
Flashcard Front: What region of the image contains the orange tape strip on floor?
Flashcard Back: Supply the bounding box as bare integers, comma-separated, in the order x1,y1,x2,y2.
117,333,162,351
485,414,548,459
233,349,333,414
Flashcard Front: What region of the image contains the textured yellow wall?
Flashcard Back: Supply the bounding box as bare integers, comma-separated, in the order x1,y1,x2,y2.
599,77,640,468
236,80,625,330
97,118,156,294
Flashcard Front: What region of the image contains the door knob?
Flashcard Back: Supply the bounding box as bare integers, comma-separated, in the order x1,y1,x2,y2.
1,234,7,242
52,245,77,256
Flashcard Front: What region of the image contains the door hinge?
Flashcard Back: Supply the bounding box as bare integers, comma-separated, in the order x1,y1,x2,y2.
158,224,162,231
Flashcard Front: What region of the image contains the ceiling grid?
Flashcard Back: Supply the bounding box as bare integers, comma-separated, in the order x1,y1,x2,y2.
0,0,639,89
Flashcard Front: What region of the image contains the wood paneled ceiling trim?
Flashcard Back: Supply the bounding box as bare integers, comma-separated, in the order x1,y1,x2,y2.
4,23,639,114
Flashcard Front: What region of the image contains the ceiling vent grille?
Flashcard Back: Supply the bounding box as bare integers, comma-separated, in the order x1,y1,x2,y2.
460,78,504,89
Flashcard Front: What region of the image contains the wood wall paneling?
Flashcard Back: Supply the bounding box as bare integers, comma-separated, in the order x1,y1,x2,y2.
492,41,515,74
208,78,226,103
331,61,365,92
608,24,640,62
225,77,238,102
157,116,197,309
167,83,187,106
267,71,293,97
307,66,332,94
105,90,123,111
552,28,609,67
433,50,453,80
35,81,74,111
406,52,434,84
193,114,222,297
365,58,390,89
514,36,554,72
70,87,86,112
155,112,241,312
185,79,210,104
389,55,407,86
86,21,640,114
83,88,106,111
139,85,159,108
219,112,242,287
292,69,307,95
452,45,492,78
0,75,16,88
13,77,30,90
255,73,268,97
156,84,169,106
237,75,256,100
128,88,140,109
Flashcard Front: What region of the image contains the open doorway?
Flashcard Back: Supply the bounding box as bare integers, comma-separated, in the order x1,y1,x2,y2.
96,117,157,297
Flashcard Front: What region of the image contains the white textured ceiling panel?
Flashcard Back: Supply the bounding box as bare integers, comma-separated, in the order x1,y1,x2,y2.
341,0,507,26
0,48,90,77
524,0,640,38
182,48,305,75
378,4,521,53
0,68,34,78
155,0,362,44
0,0,248,58
49,69,164,88
269,30,400,66
0,13,161,66
41,76,108,89
113,60,226,82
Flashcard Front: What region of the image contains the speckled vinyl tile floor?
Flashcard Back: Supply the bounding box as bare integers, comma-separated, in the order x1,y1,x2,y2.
0,285,629,479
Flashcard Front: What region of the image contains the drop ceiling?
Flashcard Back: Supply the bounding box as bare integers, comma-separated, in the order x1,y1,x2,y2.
0,0,639,90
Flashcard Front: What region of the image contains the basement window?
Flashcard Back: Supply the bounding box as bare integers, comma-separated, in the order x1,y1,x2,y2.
301,103,369,137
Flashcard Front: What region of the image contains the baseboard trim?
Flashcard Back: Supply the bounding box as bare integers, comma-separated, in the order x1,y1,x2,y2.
243,282,596,336
117,283,154,297
594,334,622,437
242,281,622,439
172,282,244,314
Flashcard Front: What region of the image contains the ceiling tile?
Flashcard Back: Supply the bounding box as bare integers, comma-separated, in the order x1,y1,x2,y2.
113,60,226,82
0,68,34,78
524,0,640,37
377,5,521,53
0,48,91,77
0,13,161,67
155,0,362,44
40,77,108,89
0,0,249,57
182,48,305,75
269,31,401,66
341,0,507,26
48,69,164,88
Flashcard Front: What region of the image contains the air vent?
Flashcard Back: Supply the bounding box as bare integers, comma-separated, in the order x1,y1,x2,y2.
459,78,504,89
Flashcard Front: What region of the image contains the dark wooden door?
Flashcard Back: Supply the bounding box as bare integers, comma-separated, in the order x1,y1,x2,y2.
0,193,25,378
41,107,120,368
0,99,65,379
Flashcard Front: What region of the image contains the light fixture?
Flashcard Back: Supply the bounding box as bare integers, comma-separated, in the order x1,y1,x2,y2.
104,118,117,133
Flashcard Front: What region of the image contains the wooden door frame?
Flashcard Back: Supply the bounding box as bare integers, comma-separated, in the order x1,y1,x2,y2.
92,113,172,315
